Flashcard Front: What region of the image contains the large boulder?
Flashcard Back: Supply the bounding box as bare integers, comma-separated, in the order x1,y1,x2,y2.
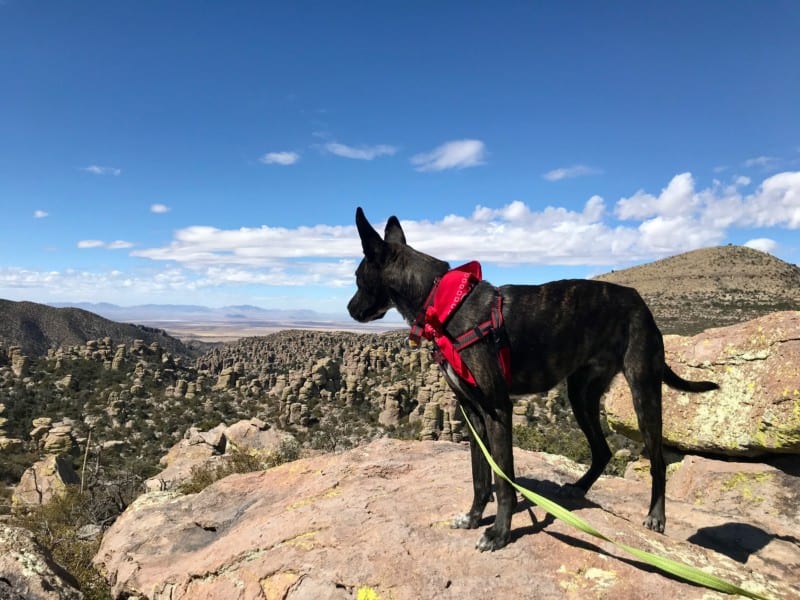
223,418,297,459
606,311,800,457
11,454,81,508
93,439,796,599
144,420,298,492
144,424,227,492
0,526,83,599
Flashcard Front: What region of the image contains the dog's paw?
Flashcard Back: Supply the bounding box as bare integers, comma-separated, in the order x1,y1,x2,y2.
643,514,665,533
451,513,479,529
559,483,587,499
475,527,509,552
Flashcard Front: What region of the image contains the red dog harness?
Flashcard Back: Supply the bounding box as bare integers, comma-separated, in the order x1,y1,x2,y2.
409,261,511,386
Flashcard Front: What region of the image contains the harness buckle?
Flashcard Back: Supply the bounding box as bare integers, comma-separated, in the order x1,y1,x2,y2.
406,337,420,350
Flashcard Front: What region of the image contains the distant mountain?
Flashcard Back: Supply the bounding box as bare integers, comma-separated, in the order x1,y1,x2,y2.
48,302,352,324
0,299,193,357
594,245,800,335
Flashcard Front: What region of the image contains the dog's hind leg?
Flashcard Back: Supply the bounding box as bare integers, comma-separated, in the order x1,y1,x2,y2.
623,332,667,533
562,365,614,497
451,399,494,530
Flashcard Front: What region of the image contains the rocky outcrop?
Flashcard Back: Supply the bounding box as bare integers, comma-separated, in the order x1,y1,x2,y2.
0,402,23,451
223,417,297,461
0,526,83,599
94,439,797,600
28,418,80,456
9,346,29,378
144,419,298,492
11,454,81,508
606,311,800,457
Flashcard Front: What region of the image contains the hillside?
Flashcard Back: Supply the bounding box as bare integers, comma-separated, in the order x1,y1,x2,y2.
0,298,193,357
594,245,800,335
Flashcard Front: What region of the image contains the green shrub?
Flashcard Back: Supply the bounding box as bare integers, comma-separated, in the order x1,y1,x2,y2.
11,486,112,600
513,424,592,464
178,443,298,495
512,422,637,478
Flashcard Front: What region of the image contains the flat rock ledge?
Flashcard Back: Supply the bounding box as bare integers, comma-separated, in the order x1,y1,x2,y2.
93,439,798,599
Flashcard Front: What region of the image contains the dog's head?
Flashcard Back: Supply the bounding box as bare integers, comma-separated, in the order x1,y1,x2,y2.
347,207,407,323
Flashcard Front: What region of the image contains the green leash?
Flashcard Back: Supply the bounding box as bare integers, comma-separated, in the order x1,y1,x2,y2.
460,406,773,599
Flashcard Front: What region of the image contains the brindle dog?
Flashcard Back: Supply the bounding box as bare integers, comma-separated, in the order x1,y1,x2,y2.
347,207,718,551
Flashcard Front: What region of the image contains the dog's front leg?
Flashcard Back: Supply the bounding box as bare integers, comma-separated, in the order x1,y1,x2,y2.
452,399,493,530
474,397,516,552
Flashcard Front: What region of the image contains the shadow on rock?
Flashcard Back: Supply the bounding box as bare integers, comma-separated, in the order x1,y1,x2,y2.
688,522,775,563
767,454,800,477
506,476,603,544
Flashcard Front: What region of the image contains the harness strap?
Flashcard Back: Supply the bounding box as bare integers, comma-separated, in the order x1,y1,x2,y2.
421,284,512,386
451,293,502,351
449,292,511,385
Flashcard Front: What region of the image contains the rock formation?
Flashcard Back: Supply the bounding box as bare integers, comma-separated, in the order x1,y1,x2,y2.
11,454,81,508
93,439,797,599
606,311,800,456
144,419,298,492
0,525,83,600
0,402,23,451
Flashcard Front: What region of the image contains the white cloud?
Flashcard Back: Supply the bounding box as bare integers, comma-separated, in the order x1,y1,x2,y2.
543,165,603,181
34,210,49,218
410,139,486,172
15,170,797,302
744,238,778,254
150,203,171,214
636,215,722,254
77,240,105,249
259,151,300,165
616,172,698,220
132,223,357,266
0,266,192,301
78,239,133,250
743,156,779,170
324,143,396,160
127,170,800,278
737,171,800,228
82,165,121,176
107,240,134,250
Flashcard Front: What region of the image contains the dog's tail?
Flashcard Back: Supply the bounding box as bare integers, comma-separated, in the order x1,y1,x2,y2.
663,364,719,392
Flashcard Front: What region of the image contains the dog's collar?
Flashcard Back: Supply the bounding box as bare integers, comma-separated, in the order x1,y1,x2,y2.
408,261,482,348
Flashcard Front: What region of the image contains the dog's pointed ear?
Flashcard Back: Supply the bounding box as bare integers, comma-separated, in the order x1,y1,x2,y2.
355,207,386,260
384,216,406,245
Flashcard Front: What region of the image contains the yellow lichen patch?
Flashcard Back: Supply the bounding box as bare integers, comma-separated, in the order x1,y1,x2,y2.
284,531,318,550
430,519,454,528
557,565,617,595
556,565,580,593
357,586,381,600
666,462,682,478
721,472,772,504
287,487,342,510
584,567,617,591
261,571,301,600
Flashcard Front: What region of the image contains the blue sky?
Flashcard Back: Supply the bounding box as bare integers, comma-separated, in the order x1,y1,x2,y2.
2,1,799,317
